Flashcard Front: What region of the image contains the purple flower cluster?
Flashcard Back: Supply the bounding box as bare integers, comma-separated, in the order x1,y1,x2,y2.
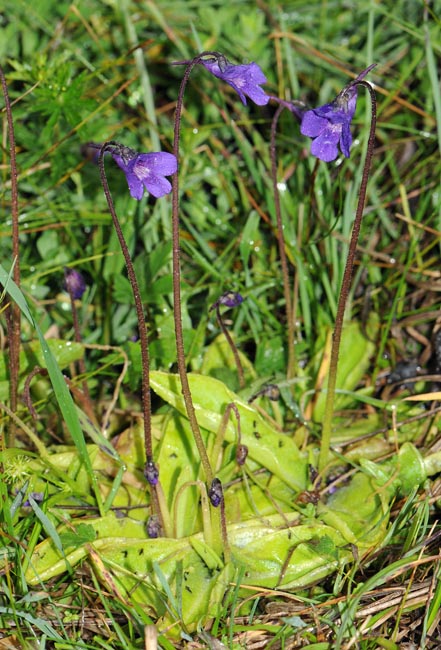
146,515,161,538
90,55,375,201
196,54,375,162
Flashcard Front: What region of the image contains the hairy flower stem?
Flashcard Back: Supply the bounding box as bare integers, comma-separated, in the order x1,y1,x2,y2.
64,276,93,418
215,304,245,389
0,66,20,444
270,103,296,380
172,53,222,486
98,148,163,524
319,82,377,473
219,494,231,562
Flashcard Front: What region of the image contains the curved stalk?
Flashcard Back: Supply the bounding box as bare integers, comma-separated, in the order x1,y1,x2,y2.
171,52,224,485
270,102,296,380
98,148,165,530
0,66,20,443
319,81,377,473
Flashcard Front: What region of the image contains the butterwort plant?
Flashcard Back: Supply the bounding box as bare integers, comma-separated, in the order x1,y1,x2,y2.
301,65,378,472
93,134,213,490
269,66,377,385
95,140,177,535
269,65,377,470
167,51,272,557
168,50,270,491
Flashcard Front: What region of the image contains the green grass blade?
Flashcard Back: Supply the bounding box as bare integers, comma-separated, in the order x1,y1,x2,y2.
28,494,64,554
0,606,64,640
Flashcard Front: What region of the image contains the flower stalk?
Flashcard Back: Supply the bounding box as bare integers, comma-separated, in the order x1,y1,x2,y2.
318,80,377,473
209,291,245,389
98,145,162,517
64,267,93,415
0,66,20,444
270,103,297,380
170,51,270,485
171,53,224,486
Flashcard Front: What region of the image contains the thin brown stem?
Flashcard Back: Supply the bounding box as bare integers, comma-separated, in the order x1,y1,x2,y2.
98,147,166,530
64,272,93,411
172,53,223,485
270,103,296,380
23,367,48,421
208,477,230,561
0,66,20,443
97,148,153,463
319,81,377,473
215,305,245,389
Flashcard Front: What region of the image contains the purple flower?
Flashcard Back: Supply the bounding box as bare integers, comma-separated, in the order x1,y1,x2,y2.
300,65,376,162
23,492,44,507
201,57,269,106
144,459,159,486
219,291,244,308
110,146,177,200
208,478,223,508
209,291,244,312
64,267,87,300
146,515,161,538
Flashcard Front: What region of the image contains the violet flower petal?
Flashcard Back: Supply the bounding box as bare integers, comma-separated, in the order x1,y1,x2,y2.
112,151,177,200
310,125,342,162
112,153,142,196
136,152,178,176
124,170,145,200
340,122,353,158
201,59,269,106
300,111,329,138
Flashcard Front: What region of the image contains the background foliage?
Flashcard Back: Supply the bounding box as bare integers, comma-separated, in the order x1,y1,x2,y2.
1,0,440,648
